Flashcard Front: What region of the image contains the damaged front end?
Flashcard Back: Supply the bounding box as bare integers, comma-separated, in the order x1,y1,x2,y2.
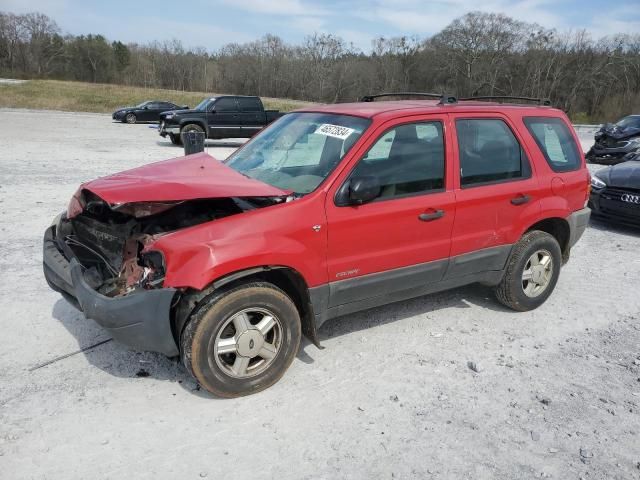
62,191,250,297
44,189,285,356
586,119,640,165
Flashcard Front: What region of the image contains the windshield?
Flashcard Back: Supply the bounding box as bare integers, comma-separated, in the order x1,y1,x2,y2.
615,116,640,129
225,112,371,194
195,98,215,111
135,101,150,108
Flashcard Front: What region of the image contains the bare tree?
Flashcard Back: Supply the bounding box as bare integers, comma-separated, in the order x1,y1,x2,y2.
1,9,639,122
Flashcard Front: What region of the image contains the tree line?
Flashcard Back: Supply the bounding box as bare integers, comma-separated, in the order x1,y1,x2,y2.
1,10,639,122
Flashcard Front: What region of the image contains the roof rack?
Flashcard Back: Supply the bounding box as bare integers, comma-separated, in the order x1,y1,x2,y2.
359,92,458,105
359,92,552,107
459,96,552,106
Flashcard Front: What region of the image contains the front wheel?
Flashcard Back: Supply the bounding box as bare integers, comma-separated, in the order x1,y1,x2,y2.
180,123,204,135
181,282,301,397
125,113,137,124
494,231,562,311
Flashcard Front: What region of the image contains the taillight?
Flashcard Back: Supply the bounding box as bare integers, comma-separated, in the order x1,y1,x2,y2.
585,175,591,207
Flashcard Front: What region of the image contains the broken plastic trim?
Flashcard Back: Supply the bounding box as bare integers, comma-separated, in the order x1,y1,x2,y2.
62,193,285,298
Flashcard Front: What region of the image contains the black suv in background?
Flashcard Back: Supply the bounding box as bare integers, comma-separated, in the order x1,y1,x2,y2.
112,101,188,124
158,95,284,144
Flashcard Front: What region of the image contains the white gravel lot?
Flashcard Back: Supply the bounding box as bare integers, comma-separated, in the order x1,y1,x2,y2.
1,109,639,480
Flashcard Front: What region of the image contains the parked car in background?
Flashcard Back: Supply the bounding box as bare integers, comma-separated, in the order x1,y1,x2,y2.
43,93,590,397
112,101,188,124
158,95,284,144
589,160,640,226
586,114,640,164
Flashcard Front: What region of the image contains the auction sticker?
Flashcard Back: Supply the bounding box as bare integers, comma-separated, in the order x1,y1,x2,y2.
315,124,355,140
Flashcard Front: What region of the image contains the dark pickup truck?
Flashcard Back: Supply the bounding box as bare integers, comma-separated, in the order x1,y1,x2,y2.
158,95,284,144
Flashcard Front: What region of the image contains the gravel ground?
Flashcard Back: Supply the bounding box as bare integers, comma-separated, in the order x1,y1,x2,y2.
0,109,639,480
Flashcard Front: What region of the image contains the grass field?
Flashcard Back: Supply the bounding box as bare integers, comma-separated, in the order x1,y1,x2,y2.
0,79,312,113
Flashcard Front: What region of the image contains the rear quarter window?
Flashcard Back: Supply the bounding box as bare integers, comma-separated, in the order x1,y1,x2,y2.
238,97,262,112
524,117,581,172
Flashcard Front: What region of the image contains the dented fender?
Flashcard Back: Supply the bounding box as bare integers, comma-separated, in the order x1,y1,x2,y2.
150,196,329,291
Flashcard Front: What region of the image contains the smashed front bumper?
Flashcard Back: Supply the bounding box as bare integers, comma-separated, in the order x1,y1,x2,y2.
43,225,179,356
586,140,640,165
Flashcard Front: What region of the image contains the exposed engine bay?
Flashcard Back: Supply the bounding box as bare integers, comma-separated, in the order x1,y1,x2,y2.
56,190,284,297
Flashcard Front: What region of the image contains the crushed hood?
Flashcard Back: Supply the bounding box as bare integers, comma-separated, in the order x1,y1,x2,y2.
596,122,640,141
597,160,640,189
81,152,288,204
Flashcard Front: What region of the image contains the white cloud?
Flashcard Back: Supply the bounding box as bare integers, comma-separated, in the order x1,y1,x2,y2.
291,15,327,33
335,29,376,51
216,0,328,17
3,0,639,50
584,5,640,39
357,0,640,39
358,0,565,35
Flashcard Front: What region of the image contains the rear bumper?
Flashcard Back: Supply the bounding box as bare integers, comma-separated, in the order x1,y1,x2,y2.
567,207,591,247
43,225,179,356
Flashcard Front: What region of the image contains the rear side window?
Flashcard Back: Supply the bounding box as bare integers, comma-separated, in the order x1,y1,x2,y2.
524,117,581,172
456,119,531,187
238,97,262,111
214,98,238,112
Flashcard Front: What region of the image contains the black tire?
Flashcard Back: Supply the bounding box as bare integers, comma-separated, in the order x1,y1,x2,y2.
125,113,137,124
180,123,204,135
494,230,562,312
169,133,182,145
181,282,301,397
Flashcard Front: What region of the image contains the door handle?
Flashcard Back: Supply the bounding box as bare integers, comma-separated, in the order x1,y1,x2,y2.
418,210,445,221
510,194,530,206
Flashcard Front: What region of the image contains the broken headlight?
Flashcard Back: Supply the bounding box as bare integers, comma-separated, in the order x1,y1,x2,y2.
67,190,85,218
139,250,166,288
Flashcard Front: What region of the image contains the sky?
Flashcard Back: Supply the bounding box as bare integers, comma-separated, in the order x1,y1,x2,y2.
2,0,640,52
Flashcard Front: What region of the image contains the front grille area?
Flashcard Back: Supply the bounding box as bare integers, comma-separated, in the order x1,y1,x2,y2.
602,187,640,199
600,187,640,220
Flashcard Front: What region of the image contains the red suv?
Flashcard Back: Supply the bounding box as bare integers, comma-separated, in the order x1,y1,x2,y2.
43,94,591,397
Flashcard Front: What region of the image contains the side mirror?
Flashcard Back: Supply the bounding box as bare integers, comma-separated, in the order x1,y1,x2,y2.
348,176,381,205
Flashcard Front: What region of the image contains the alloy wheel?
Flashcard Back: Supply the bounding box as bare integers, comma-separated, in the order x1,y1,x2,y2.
211,308,283,379
521,249,554,298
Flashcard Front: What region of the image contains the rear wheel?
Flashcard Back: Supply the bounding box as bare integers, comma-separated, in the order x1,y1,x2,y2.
181,282,301,397
125,113,137,124
169,133,181,145
494,231,561,311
